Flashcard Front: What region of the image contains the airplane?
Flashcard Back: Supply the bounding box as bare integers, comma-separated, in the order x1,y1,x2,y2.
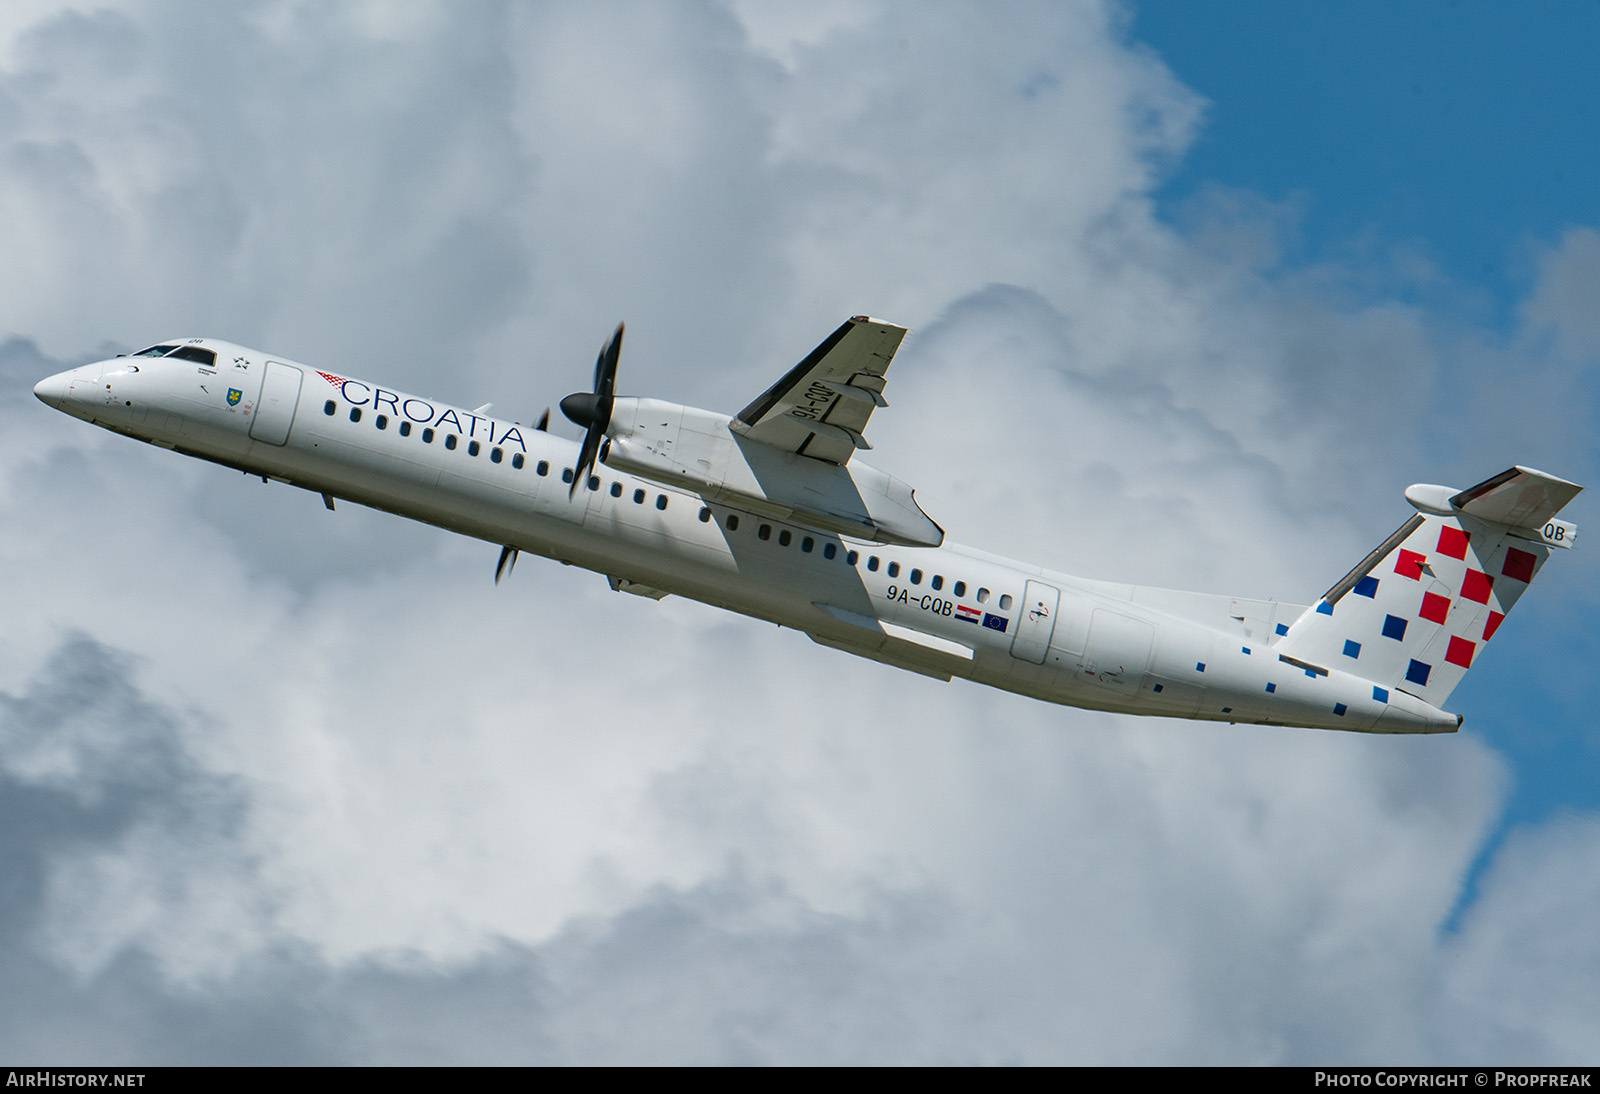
33,317,1581,734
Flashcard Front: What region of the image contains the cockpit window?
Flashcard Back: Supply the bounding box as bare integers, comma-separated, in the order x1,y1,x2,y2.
131,344,180,357
167,346,217,366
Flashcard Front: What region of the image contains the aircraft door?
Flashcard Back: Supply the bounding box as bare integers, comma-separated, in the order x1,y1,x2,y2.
1009,580,1061,664
250,362,303,445
1079,610,1154,692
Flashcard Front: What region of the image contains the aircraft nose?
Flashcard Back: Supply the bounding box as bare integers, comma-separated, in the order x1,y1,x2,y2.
33,371,71,410
35,362,105,414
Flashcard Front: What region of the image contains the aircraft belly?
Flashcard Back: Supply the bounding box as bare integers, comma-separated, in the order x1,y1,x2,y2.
291,434,443,510
987,597,1401,730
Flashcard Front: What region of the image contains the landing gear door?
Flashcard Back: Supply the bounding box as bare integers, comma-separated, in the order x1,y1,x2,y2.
1009,580,1060,664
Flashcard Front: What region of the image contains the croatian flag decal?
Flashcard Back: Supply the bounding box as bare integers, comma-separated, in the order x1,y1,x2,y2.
955,605,982,624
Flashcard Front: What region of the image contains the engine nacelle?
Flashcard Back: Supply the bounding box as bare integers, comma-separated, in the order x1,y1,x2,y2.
604,397,943,547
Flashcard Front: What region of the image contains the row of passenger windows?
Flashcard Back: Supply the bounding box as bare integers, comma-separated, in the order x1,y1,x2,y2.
693,508,1013,609
330,398,527,468
532,465,669,509
325,399,672,509
325,397,1011,606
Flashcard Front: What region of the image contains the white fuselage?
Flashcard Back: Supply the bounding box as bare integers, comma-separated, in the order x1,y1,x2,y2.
35,341,1460,734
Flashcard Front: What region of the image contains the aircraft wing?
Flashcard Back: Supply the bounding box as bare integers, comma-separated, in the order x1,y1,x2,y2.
730,316,906,465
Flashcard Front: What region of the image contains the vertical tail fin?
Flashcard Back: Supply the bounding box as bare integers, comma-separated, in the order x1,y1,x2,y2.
1274,467,1581,710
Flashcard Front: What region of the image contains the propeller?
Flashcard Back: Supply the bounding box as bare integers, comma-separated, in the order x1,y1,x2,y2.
491,328,613,585
559,322,623,498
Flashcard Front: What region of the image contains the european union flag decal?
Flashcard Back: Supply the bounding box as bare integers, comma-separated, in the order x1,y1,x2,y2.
227,388,243,407
982,613,1008,633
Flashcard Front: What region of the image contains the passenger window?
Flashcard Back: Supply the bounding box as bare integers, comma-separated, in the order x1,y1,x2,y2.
847,550,859,565
953,581,967,597
468,440,480,456
376,414,388,430
636,490,647,504
758,524,772,541
588,476,600,491
422,428,434,443
931,575,943,591
323,400,336,416
491,447,503,463
349,408,362,423
610,482,623,497
655,495,667,510
562,468,573,484
910,569,922,585
512,453,524,469
867,556,879,572
977,588,990,604
698,507,711,521
887,561,900,578
823,543,837,560
534,459,546,475
399,421,412,437
801,537,813,553
779,530,792,547
445,434,457,450
726,514,739,531
1000,594,1013,610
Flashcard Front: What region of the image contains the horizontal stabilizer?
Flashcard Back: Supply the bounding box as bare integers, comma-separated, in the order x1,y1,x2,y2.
1406,466,1581,546
1453,465,1581,528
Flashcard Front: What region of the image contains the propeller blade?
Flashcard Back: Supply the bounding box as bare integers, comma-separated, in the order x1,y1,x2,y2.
495,545,518,585
562,322,624,498
535,408,549,432
595,322,622,407
570,426,601,498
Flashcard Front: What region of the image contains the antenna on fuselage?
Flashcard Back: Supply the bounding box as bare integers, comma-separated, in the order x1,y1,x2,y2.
495,545,518,585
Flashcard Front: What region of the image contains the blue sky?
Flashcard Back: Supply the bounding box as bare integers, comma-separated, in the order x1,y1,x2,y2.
0,0,1595,1064
1136,0,1600,853
1138,0,1600,322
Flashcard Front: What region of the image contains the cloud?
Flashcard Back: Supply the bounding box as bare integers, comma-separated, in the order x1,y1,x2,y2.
1440,815,1600,1063
1,0,1596,1065
1522,226,1600,364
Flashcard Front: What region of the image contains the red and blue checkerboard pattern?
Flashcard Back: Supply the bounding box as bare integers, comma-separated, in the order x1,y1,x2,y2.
1274,514,1548,709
